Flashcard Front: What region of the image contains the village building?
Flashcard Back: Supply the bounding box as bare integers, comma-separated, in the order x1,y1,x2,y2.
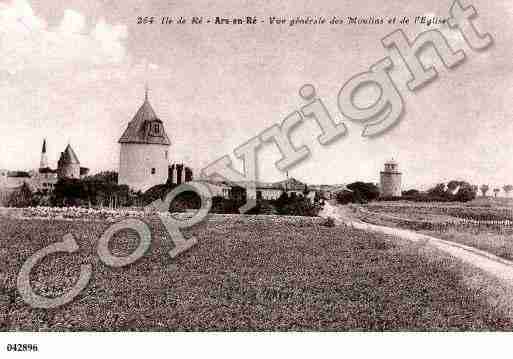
0,139,89,206
226,177,318,203
196,180,233,199
252,182,284,201
321,185,353,200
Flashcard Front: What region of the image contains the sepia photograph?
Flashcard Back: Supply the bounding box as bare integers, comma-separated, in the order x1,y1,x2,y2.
0,0,512,356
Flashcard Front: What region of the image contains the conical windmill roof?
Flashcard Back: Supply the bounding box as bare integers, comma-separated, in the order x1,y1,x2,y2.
118,95,171,145
59,144,80,165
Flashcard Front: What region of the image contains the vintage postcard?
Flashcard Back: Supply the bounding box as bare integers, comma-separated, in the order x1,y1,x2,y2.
0,0,511,356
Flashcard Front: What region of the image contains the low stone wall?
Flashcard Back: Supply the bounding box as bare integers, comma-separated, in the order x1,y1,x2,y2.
0,206,325,227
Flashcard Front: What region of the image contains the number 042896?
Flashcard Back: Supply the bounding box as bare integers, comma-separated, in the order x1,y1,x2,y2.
6,344,39,352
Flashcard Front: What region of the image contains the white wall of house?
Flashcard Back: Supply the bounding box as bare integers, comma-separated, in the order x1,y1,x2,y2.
248,188,283,200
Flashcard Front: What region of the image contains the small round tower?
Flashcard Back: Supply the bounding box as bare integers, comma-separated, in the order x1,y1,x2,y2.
380,159,402,197
58,144,81,179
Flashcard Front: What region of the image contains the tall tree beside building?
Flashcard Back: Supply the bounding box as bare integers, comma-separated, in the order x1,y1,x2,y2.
480,184,490,197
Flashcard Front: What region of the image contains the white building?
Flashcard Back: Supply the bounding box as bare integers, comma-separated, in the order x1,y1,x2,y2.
196,180,232,199
118,90,171,192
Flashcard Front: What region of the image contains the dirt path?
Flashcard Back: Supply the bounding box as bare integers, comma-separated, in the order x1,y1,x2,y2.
320,202,513,285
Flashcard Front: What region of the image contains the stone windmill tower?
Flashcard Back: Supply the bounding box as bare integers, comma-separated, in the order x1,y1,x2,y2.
380,159,402,197
57,144,81,179
118,89,171,192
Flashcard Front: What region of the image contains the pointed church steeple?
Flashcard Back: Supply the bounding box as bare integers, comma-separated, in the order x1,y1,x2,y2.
39,138,48,169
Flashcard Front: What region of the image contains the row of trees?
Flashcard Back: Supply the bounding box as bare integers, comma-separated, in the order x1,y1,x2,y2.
423,181,477,202
479,184,513,198
334,180,479,204
6,171,139,208
5,173,321,217
336,182,380,204
142,182,321,216
9,170,510,210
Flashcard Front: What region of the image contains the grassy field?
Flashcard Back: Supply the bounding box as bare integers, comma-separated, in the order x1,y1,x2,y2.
422,228,513,262
1,215,513,331
362,201,513,261
367,202,513,222
470,197,513,208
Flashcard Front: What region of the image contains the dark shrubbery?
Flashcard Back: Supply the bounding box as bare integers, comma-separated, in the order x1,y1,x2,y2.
454,185,477,202
51,178,130,207
168,191,201,212
322,216,336,227
7,183,33,208
83,171,118,184
347,182,380,202
274,196,320,217
140,184,171,205
210,197,241,214
336,182,380,205
210,192,320,217
336,180,477,204
402,189,420,197
397,181,477,203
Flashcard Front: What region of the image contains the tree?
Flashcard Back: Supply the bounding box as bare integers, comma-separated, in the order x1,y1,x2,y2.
84,171,118,184
402,189,420,197
52,178,130,208
480,184,490,197
346,182,380,202
427,183,448,200
446,180,460,194
8,182,33,208
503,185,513,197
454,183,477,202
274,195,320,216
52,178,85,207
493,188,501,198
424,181,476,202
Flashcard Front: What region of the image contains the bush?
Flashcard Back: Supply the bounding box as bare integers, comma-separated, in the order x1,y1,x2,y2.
51,178,130,207
347,182,380,202
275,196,320,217
211,193,319,217
168,191,201,212
7,183,32,208
335,182,379,205
322,216,336,227
245,200,278,215
455,185,477,202
211,197,245,214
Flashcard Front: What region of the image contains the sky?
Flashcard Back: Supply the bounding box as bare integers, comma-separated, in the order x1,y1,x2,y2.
0,0,511,190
